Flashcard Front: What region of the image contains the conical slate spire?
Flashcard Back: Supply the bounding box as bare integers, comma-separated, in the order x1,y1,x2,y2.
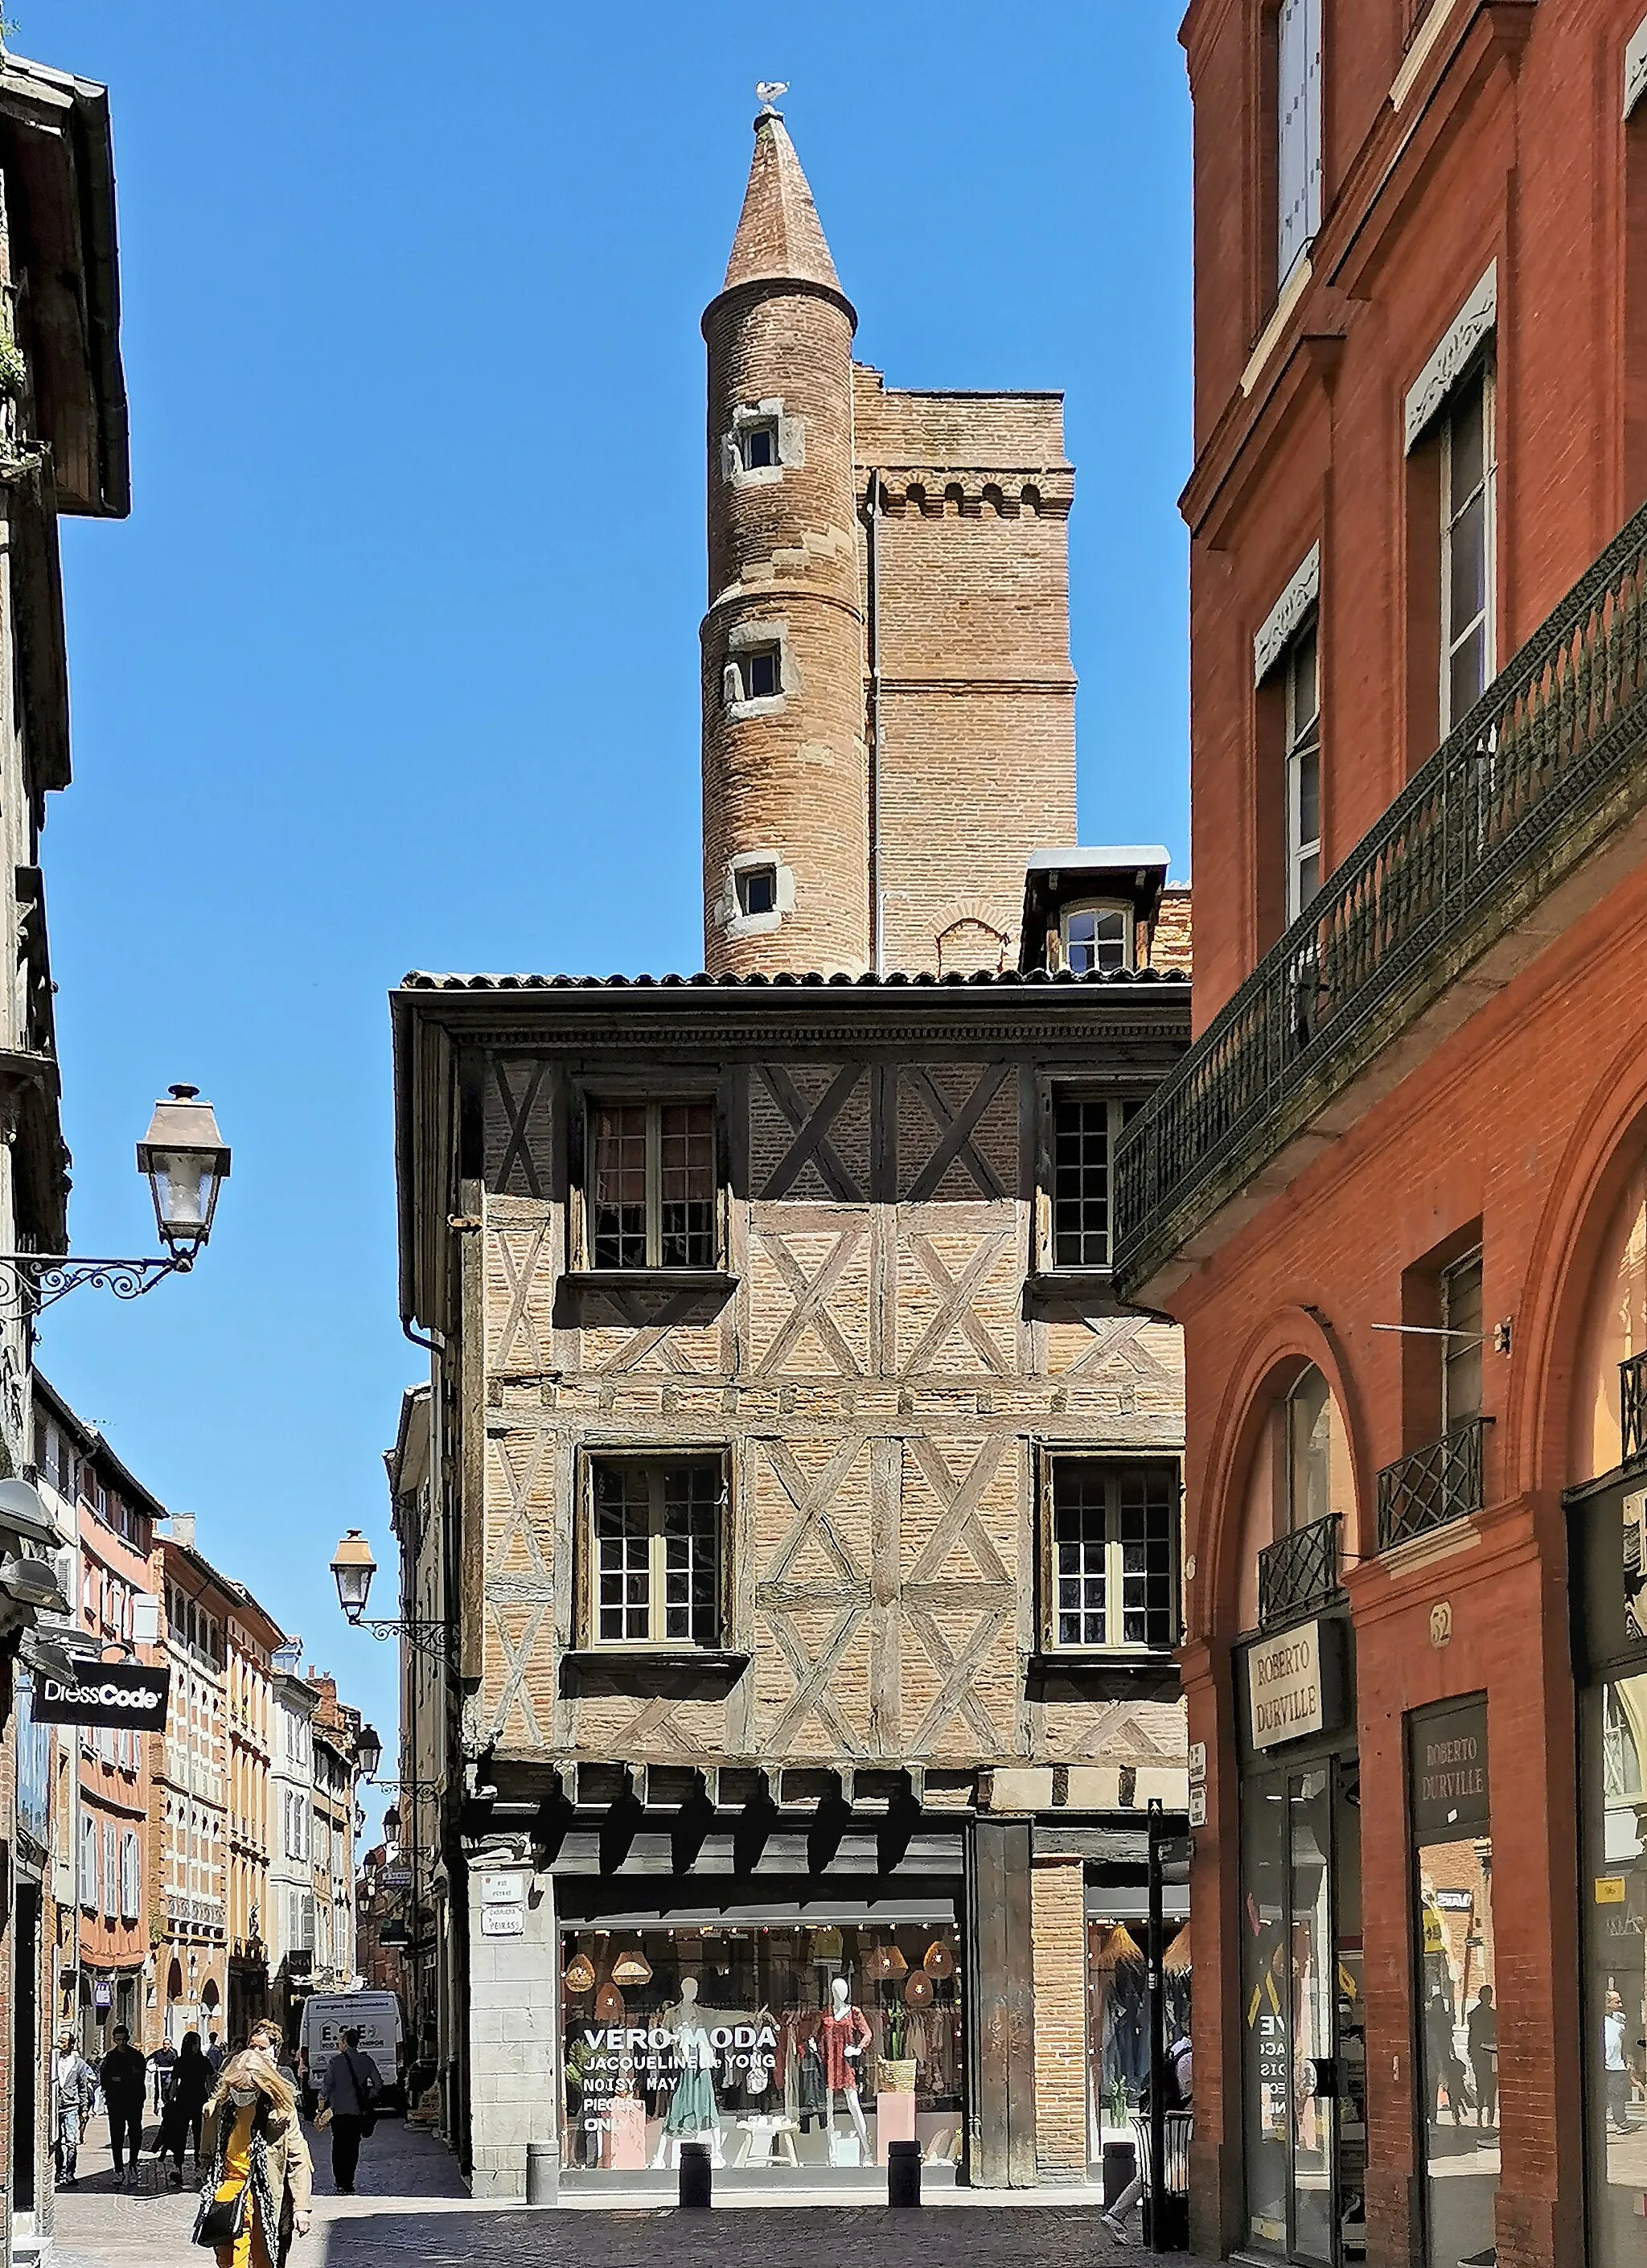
722,109,843,295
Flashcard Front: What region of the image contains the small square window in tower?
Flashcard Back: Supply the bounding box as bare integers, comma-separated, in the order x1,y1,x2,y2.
740,421,778,471
738,646,782,703
737,864,778,918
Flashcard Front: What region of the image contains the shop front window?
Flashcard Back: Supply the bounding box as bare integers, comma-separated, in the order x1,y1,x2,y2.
559,1921,963,2180
1408,1695,1495,2268
1583,1669,1647,2268
1086,1917,1190,2165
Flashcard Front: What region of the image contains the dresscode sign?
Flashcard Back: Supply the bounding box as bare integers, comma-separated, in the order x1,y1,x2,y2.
32,1664,170,1731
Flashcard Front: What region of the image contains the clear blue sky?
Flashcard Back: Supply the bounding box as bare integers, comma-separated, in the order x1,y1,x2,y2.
31,1,1191,1822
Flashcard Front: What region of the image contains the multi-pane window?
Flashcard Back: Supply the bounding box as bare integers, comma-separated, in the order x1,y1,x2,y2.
1440,365,1494,733
1051,1095,1135,1268
1062,904,1132,975
1284,618,1321,921
1050,1460,1177,1651
1275,0,1322,289
589,1099,717,1270
1440,1249,1484,1428
589,1458,722,1649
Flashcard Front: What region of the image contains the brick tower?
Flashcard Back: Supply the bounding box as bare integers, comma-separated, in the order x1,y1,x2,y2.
700,107,869,976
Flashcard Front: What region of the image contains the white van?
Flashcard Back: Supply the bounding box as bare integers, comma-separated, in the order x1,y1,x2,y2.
296,1991,405,2114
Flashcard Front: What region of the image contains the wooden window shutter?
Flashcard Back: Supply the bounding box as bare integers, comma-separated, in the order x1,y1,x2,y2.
1276,0,1320,286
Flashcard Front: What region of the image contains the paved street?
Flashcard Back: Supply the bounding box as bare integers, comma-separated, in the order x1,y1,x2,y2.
50,2110,1198,2267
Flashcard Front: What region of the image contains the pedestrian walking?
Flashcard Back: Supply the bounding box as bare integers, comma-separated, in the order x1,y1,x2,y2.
205,2026,227,2075
158,2029,212,2184
318,2027,381,2196
1605,1989,1633,2133
1426,1988,1466,2126
150,2038,177,2117
1466,1986,1497,2129
98,2024,149,2186
196,2049,313,2266
51,2031,98,2189
1102,2032,1193,2239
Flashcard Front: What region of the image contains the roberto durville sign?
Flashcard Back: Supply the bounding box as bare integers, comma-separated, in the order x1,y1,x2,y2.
1242,1617,1348,1753
31,1661,170,1731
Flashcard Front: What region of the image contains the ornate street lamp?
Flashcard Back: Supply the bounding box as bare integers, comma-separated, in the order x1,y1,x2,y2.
329,1529,450,1662
355,1723,383,1781
0,1084,231,1314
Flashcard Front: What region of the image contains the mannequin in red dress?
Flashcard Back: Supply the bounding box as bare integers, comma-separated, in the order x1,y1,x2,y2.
820,1975,870,2158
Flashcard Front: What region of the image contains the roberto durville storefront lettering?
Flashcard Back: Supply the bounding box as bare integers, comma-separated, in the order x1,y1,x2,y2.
1246,1617,1345,1752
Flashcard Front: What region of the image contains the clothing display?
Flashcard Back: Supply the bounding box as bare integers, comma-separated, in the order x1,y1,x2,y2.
662,2067,717,2135
819,2007,872,2092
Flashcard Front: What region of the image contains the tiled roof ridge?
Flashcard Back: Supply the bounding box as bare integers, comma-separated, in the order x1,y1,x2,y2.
399,967,1189,992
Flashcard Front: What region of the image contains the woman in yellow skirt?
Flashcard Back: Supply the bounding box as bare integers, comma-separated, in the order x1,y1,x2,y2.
199,2050,313,2268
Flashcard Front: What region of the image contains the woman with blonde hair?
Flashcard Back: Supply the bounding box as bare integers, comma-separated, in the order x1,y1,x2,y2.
195,2049,313,2266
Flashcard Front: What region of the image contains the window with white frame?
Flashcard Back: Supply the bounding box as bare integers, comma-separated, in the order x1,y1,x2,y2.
1276,0,1323,290
1061,902,1132,975
585,1455,724,1649
1282,614,1323,922
79,1810,97,1907
1440,364,1495,732
1049,1095,1139,1270
1047,1458,1179,1651
102,1821,118,1919
120,1829,141,1921
1440,1248,1484,1430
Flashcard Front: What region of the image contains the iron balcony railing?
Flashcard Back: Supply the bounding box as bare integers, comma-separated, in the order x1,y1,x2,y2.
1257,1513,1343,1628
1114,494,1647,1292
1623,1351,1647,1465
1375,1417,1490,1553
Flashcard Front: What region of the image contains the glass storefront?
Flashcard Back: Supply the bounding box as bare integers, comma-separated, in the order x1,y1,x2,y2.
1240,1757,1366,2265
1407,1694,1495,2268
1582,1669,1647,2268
559,1920,963,2179
1085,1911,1191,2168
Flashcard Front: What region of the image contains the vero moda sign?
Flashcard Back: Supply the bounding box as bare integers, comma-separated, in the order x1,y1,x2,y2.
31,1662,170,1730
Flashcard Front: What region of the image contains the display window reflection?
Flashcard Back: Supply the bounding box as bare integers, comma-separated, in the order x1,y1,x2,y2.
1583,1670,1647,2268
559,1921,963,2177
1085,1917,1190,2165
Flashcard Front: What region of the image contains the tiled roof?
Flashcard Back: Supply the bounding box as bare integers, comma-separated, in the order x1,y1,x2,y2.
400,966,1189,994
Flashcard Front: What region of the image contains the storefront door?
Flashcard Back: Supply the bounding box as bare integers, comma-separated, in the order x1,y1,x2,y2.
1242,1756,1366,2264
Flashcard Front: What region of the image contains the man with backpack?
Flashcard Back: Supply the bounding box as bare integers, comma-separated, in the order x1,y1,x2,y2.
1102,2031,1193,2240
318,2026,382,2196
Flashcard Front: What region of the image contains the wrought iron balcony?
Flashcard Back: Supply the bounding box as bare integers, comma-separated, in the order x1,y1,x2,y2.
1376,1417,1490,1552
1257,1514,1343,1628
1623,1352,1647,1465
1114,497,1647,1296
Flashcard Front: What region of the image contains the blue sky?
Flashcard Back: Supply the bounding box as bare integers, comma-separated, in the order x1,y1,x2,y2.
31,1,1191,1818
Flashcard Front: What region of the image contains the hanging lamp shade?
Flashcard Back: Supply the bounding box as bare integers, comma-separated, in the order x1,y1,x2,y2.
612,1947,654,1986
1164,1922,1192,1975
594,1982,626,2022
904,1970,934,2007
565,1954,596,1994
1093,1922,1147,1973
922,1938,955,1978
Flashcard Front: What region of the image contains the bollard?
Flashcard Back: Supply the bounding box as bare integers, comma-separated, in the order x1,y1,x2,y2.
679,2140,713,2208
525,2141,558,2205
887,2139,922,2207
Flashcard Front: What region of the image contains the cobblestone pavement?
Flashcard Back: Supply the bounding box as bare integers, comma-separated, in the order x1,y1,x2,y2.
51,2111,1199,2268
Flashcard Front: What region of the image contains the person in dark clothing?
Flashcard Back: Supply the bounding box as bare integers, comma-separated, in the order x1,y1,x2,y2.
160,2030,212,2184
99,2028,148,2186
1426,1988,1466,2126
1465,1986,1497,2128
318,2027,382,2196
149,2040,176,2116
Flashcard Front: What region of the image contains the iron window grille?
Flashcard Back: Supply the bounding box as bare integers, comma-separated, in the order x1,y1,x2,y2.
588,1099,717,1271
1257,1513,1343,1629
1375,1416,1490,1552
585,1456,725,1650
1622,1351,1647,1465
1046,1457,1178,1652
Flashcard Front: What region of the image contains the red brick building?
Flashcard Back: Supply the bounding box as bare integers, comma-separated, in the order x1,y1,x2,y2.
1114,6,1647,2267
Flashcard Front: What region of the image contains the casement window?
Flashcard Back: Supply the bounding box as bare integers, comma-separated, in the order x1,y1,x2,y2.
1045,1457,1179,1652
1440,1249,1484,1428
1275,0,1323,290
1284,616,1322,921
120,1829,141,1921
1049,1094,1138,1270
102,1821,118,1919
740,419,778,471
1440,365,1495,732
1284,1363,1333,1531
1061,902,1132,975
79,1811,97,1908
584,1455,725,1650
736,644,782,702
588,1099,717,1271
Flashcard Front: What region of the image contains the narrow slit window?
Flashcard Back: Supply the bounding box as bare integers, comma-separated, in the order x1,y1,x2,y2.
1440,366,1495,733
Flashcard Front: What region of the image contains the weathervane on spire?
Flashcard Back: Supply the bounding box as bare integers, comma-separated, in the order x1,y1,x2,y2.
755,81,788,116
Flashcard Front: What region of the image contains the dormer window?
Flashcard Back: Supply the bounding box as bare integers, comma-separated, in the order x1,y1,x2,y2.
740,421,778,471
1062,902,1132,974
